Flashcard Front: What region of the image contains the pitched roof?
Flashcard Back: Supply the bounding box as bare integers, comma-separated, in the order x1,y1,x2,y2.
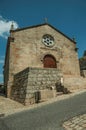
10,23,76,44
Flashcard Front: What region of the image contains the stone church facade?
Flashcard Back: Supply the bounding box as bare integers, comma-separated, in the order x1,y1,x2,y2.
4,23,86,105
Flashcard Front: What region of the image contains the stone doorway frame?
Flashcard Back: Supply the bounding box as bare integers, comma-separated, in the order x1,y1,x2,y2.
42,54,57,68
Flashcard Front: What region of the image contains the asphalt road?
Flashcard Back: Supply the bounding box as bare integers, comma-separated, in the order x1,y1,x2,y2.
0,92,86,130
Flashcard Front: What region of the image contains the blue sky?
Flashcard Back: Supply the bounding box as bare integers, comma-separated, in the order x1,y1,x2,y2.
0,0,86,83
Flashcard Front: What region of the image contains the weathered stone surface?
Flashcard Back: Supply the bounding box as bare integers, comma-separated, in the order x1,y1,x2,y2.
63,76,86,91
4,23,86,103
11,67,61,105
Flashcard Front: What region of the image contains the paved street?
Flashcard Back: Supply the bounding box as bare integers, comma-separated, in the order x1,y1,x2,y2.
0,91,86,130
63,114,86,130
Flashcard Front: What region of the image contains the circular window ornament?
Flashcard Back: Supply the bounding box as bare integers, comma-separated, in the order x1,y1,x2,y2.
42,34,54,47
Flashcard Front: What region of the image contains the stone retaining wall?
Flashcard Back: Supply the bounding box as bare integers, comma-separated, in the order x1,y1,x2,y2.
64,76,86,91
11,67,62,105
11,68,29,104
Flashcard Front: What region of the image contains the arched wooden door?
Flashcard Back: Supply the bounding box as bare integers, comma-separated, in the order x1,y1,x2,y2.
43,55,57,68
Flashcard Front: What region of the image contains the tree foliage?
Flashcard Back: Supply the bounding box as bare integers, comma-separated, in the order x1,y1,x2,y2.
83,50,86,57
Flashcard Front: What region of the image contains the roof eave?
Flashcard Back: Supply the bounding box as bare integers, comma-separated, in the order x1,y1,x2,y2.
10,23,76,44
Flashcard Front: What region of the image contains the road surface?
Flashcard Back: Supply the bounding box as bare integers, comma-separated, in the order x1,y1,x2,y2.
0,92,86,130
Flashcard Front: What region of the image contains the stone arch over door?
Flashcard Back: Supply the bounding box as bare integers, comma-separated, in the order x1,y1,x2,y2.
43,54,57,68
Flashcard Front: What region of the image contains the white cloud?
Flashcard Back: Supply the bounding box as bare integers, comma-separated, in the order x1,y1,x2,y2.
0,15,19,39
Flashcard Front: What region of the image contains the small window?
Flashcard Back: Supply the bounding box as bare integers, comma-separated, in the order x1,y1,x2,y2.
42,34,54,47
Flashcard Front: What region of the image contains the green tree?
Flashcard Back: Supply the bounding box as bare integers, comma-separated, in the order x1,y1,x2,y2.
83,50,86,57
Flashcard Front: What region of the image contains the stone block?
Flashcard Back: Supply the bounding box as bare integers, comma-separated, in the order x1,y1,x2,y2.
40,89,56,100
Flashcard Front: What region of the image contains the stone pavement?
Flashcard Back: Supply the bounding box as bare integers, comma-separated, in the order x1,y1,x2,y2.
0,89,86,117
0,89,86,130
63,114,86,130
0,95,24,117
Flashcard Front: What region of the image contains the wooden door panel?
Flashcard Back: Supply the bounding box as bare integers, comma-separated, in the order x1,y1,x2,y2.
43,55,57,68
